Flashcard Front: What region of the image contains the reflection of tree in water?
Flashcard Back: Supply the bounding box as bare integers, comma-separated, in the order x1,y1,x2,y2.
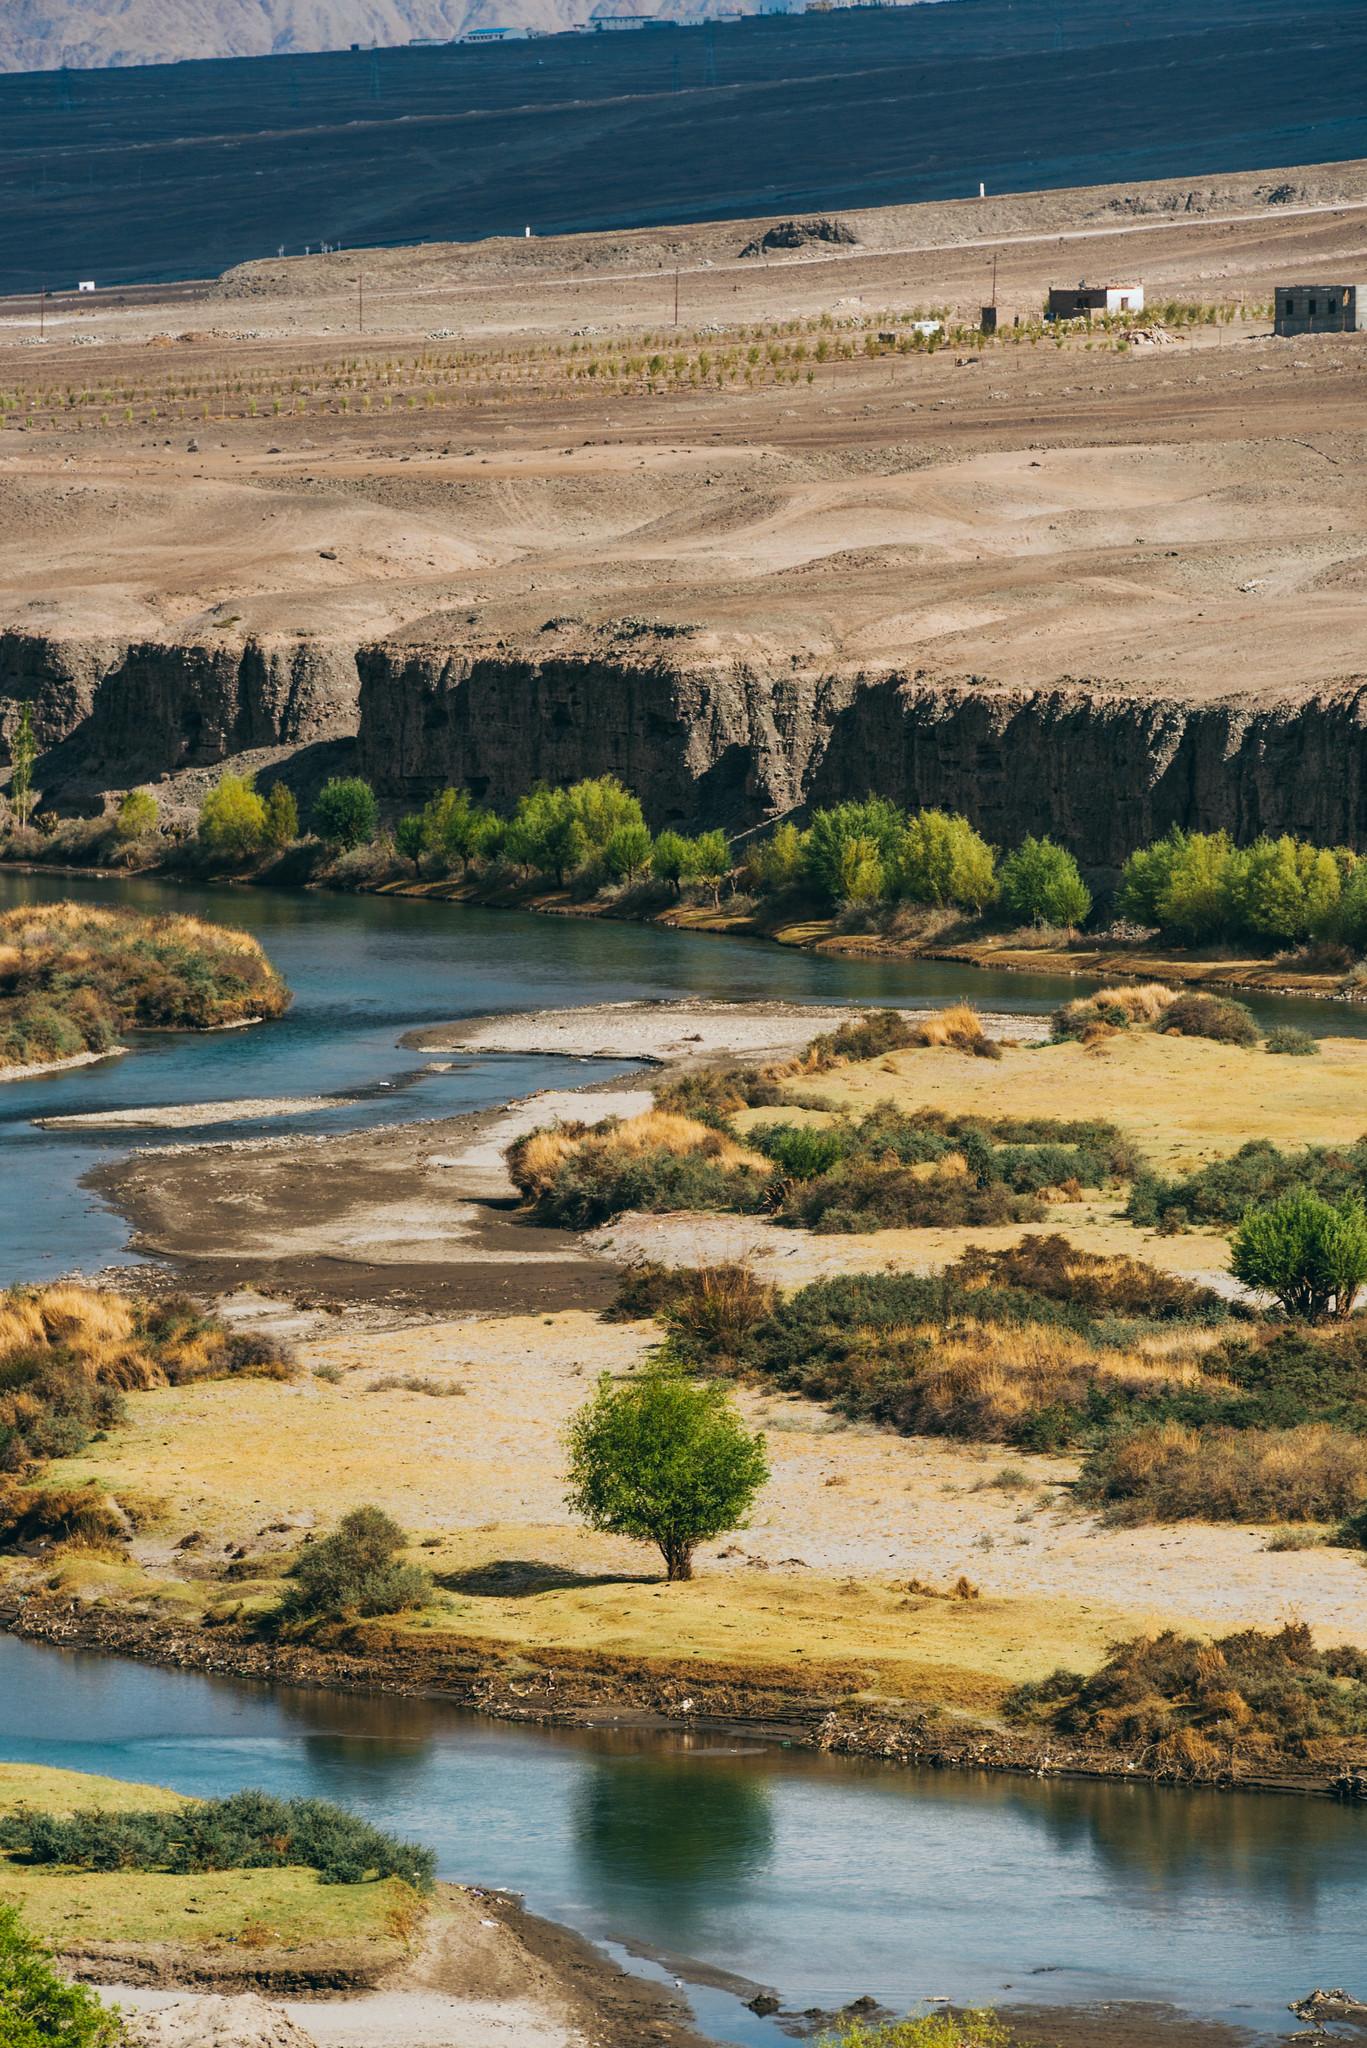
269,1680,439,1794
998,1775,1347,1919
573,1751,775,1928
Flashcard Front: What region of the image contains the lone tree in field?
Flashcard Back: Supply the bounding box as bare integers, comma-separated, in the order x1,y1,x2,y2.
1230,1187,1367,1321
279,1504,431,1622
565,1364,768,1581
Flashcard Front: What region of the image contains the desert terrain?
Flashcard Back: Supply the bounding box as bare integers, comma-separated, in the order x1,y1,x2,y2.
2,160,1366,851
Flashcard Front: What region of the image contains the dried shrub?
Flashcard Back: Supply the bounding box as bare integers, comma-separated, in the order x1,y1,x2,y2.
1078,1420,1367,1523
1004,1622,1367,1771
1160,992,1259,1046
506,1111,770,1229
1265,1026,1320,1057
1052,983,1175,1040
804,1004,1000,1069
652,1064,785,1125
948,1236,1226,1321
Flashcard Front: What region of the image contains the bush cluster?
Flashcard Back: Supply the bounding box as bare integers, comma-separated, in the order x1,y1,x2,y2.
0,901,290,1068
1128,1136,1367,1230
1004,1622,1367,1772
1117,827,1367,948
278,1505,432,1623
0,1283,294,1478
0,1787,435,1890
0,1902,121,2048
506,1110,771,1229
1053,984,1259,1048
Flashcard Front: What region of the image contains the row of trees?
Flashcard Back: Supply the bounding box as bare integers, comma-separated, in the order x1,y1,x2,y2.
171,770,1367,951
1117,827,1367,949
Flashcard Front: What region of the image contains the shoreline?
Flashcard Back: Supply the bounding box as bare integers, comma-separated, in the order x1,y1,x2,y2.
3,1598,1346,1804
4,854,1363,1012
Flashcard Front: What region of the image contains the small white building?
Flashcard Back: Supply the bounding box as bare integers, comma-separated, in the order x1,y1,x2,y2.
1046,281,1144,320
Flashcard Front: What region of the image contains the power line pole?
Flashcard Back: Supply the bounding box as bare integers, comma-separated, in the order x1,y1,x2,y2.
673,265,679,326
357,272,364,334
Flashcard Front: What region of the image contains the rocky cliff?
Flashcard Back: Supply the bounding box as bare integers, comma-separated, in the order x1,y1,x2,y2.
0,632,359,807
355,642,1367,863
7,630,1367,863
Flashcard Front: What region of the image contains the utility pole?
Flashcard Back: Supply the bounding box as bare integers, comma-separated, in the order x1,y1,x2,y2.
357,272,364,334
673,265,679,327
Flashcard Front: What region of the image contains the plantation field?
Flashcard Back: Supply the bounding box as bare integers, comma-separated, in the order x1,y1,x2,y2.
0,1766,411,1956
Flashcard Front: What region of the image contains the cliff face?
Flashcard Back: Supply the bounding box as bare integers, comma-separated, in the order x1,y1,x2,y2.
0,633,359,799
7,629,1367,863
356,644,1367,863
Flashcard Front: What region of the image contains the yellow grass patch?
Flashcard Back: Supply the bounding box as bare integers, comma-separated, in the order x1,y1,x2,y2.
800,1028,1367,1171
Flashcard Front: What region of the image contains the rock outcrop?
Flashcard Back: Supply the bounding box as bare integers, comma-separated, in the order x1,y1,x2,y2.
7,629,1367,863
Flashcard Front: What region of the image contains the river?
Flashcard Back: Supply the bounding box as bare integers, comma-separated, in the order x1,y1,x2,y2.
0,1635,1362,2045
2,871,1364,2042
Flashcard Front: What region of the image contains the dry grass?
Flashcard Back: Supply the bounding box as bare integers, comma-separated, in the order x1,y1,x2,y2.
1080,1421,1367,1524
799,1028,1367,1173
911,1002,1001,1057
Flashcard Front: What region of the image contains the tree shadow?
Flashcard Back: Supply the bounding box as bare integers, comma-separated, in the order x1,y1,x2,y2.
438,1557,656,1598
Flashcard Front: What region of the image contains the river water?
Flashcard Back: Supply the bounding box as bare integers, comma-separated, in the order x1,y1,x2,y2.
1,1635,1362,2046
2,871,1364,2042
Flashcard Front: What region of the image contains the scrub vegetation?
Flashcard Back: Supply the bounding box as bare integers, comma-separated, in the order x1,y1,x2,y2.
0,900,289,1070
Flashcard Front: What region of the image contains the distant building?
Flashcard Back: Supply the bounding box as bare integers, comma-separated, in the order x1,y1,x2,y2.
1274,283,1362,335
590,11,674,25
1045,281,1143,320
462,24,525,38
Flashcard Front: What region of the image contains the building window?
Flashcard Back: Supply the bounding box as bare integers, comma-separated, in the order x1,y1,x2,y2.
1308,298,1318,316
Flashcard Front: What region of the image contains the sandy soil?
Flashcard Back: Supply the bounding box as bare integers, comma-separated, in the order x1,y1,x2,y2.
1,164,1364,717
39,1096,337,1129
0,1047,126,1085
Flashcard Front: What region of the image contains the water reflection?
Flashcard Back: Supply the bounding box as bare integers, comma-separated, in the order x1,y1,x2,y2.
573,1751,776,1925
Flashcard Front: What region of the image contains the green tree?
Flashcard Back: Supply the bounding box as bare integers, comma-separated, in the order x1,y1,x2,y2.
1336,860,1367,952
1235,834,1342,943
1230,1188,1367,1321
837,832,886,905
802,800,904,907
998,835,1091,926
263,782,299,849
0,1902,121,2048
1153,831,1237,942
8,701,38,830
651,829,692,894
419,787,489,869
683,828,731,908
279,1504,431,1622
745,819,806,894
894,809,997,910
565,1364,768,1581
313,777,378,851
198,772,268,860
603,820,653,883
114,788,159,841
1116,830,1188,927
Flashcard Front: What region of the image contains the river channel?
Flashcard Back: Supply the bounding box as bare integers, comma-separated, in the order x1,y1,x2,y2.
1,871,1364,2042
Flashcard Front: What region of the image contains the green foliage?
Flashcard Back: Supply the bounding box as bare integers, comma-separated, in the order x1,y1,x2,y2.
1128,1136,1367,1231
805,1009,920,1065
263,781,299,849
528,1144,767,1231
564,1362,768,1579
1116,826,1353,945
278,1505,432,1622
892,809,997,911
743,820,805,893
652,1065,785,1126
114,788,158,842
650,829,692,891
0,1901,121,2048
0,1791,435,1891
1264,1025,1319,1057
802,799,905,907
682,828,731,904
313,777,379,851
998,835,1090,926
603,820,653,883
819,2015,1007,2048
505,777,648,884
8,703,38,831
1230,1187,1367,1320
1003,1622,1367,1768
751,1121,851,1181
1076,1419,1367,1524
198,772,267,861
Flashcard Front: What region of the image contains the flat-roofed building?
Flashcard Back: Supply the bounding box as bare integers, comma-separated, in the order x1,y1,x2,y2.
1274,284,1362,334
1046,282,1143,320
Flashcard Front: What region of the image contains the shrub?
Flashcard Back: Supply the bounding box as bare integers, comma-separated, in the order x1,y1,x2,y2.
778,1158,1039,1233
0,1791,435,1891
804,1009,919,1066
506,1111,769,1229
744,820,806,894
1128,1136,1367,1230
278,1504,432,1622
0,1902,122,2047
198,772,268,860
114,788,158,841
1230,1187,1367,1319
819,2015,1007,2048
802,800,906,908
1077,1420,1367,1524
652,1065,785,1125
1160,992,1258,1046
564,1361,768,1580
1052,982,1175,1041
998,836,1091,927
1004,1622,1367,1770
313,777,379,851
752,1121,851,1181
950,1236,1226,1321
1265,1025,1319,1057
